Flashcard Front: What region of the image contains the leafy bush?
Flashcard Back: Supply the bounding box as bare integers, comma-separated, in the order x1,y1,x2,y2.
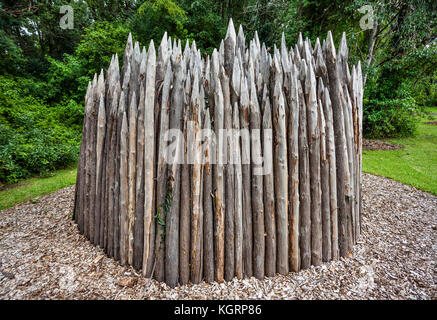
0,76,80,184
363,97,418,138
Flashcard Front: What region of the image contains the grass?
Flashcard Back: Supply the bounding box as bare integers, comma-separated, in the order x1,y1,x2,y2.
0,166,77,210
362,107,437,195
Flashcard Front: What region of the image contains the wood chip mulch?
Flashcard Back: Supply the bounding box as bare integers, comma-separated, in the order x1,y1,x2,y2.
0,173,435,300
363,139,404,151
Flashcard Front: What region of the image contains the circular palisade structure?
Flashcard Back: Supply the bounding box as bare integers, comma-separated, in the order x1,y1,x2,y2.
73,19,363,288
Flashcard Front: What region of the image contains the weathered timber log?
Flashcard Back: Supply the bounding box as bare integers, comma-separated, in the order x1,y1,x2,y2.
262,85,276,277
249,76,265,280
325,31,348,257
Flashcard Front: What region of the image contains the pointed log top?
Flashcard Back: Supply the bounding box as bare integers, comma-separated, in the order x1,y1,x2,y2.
254,30,260,51
231,54,241,96
299,58,307,76
237,24,245,45
167,36,172,51
226,18,237,44
281,32,287,49
326,31,336,61
97,69,105,96
190,39,197,54
240,74,249,108
315,45,327,76
184,39,190,55
134,41,141,55
160,32,168,47
298,32,303,49
249,75,259,114
357,60,363,82
124,33,133,60
338,32,348,59
262,85,271,123
313,38,321,56
148,39,156,56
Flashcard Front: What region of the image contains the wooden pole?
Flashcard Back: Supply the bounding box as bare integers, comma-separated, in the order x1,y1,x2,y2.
262,86,276,277
325,31,348,257
202,109,214,282
249,76,265,280
288,66,300,272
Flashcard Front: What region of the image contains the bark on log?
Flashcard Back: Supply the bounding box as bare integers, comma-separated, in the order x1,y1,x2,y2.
273,81,289,275
325,31,348,257
154,61,173,281
239,75,253,277
298,80,311,269
221,67,235,281
306,63,322,267
202,109,214,282
261,87,276,277
119,111,129,265
249,77,265,280
165,52,184,288
288,67,300,272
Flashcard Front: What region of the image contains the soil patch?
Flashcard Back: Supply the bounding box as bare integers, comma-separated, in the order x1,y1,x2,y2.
363,139,404,151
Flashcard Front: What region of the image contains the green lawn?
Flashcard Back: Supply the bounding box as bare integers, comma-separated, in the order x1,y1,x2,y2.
362,107,437,195
0,166,77,210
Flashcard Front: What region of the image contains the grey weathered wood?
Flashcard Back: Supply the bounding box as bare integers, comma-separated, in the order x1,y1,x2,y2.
239,75,253,277
94,92,106,244
325,31,348,258
127,91,137,266
190,68,203,284
306,62,322,267
233,102,243,279
113,79,126,261
322,88,339,260
143,41,157,277
134,82,145,270
288,67,300,272
119,110,129,265
165,52,184,288
298,80,311,269
261,86,276,277
273,80,289,275
202,109,214,282
179,110,191,285
154,61,173,281
221,67,235,281
249,76,265,280
342,85,355,251
213,57,225,282
179,62,191,285
319,96,331,262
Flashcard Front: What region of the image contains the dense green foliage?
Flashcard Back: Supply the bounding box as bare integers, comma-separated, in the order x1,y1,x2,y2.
0,0,435,184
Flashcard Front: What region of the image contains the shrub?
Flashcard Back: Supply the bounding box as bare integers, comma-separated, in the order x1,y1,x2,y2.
0,76,80,184
363,97,418,138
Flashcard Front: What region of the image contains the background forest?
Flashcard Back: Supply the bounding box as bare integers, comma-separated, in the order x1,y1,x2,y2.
0,0,436,184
